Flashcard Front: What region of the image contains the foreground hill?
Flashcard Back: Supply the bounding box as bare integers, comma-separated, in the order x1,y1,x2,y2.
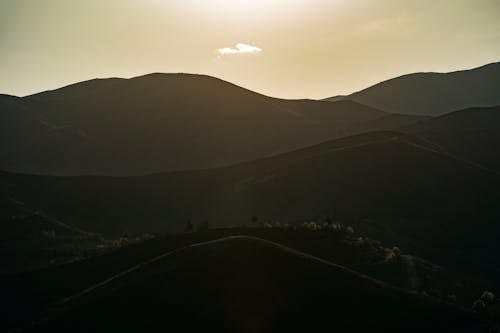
28,236,485,332
325,62,500,116
4,229,498,332
402,106,500,172
0,74,423,176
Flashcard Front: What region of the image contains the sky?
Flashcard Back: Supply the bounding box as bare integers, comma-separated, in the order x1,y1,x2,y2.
0,0,499,99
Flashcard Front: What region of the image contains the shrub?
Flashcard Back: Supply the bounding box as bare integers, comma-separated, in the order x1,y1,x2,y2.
481,291,496,304
472,299,486,312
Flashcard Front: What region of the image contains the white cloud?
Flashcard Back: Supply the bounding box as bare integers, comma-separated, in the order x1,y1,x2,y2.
218,43,262,55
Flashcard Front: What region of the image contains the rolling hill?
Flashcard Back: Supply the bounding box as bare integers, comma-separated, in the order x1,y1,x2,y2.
4,228,498,332
0,74,425,176
1,131,498,247
402,106,500,172
26,236,487,332
324,62,500,116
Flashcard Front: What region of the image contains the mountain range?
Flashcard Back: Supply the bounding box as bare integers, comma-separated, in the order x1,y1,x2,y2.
0,74,422,176
2,62,499,176
2,62,500,331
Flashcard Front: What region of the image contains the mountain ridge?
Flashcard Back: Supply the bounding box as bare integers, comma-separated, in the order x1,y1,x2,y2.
1,74,425,176
324,61,500,116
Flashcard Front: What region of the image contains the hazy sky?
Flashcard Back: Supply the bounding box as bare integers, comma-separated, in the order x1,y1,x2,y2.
1,0,499,98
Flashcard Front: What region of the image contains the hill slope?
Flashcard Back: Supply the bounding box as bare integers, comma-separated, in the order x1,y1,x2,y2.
2,130,498,297
0,195,103,274
1,74,424,176
31,236,485,333
2,131,498,244
325,62,500,116
402,106,500,172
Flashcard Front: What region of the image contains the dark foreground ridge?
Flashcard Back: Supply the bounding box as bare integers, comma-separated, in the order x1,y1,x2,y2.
28,236,484,333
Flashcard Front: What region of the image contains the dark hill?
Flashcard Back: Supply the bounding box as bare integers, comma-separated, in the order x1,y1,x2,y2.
0,195,102,274
402,106,500,172
2,130,498,293
0,94,91,174
1,131,498,246
1,75,424,175
325,62,500,116
32,236,485,333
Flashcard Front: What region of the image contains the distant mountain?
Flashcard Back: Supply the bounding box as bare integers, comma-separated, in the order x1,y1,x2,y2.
32,236,485,333
401,106,500,172
0,74,425,176
324,62,500,116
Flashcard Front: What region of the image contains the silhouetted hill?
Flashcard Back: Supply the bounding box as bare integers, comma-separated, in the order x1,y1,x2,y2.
30,236,485,332
1,75,425,175
325,62,500,116
4,229,497,332
2,131,498,247
402,106,500,172
0,94,91,174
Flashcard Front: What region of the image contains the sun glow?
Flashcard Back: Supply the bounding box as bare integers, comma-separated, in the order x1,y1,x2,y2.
170,0,314,20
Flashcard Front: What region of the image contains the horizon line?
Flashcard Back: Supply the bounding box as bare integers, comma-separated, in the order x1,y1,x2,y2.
4,60,499,101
